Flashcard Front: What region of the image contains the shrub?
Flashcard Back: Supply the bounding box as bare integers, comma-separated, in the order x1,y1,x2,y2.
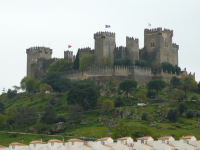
196,112,200,117
191,95,198,100
9,133,18,138
167,109,178,122
7,89,17,99
102,100,114,113
114,97,124,107
170,76,181,87
54,115,66,123
186,110,194,118
175,125,181,128
147,90,156,99
141,113,148,120
178,102,187,115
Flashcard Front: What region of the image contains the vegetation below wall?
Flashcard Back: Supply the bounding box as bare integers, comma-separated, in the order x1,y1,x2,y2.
1,74,200,146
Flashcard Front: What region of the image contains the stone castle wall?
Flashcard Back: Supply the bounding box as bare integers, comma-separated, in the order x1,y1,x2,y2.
60,66,193,85
60,66,152,84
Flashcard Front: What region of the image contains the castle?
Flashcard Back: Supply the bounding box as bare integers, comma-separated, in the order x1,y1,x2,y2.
26,27,193,84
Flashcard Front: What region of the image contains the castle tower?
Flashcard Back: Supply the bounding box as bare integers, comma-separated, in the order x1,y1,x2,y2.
64,50,74,62
94,32,115,65
26,46,52,78
126,36,139,63
78,47,94,62
144,28,179,66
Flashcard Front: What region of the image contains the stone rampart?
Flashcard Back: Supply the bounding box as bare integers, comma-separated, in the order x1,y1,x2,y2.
61,66,152,84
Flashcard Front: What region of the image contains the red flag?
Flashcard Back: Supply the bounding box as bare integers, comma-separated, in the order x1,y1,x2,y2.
68,45,72,48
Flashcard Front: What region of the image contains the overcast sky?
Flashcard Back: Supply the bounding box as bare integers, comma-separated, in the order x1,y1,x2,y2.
0,0,200,93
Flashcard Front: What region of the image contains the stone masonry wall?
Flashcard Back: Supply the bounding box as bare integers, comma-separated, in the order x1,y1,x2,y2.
26,47,52,77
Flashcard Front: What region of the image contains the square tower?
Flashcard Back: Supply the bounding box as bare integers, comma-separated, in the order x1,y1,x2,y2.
144,28,179,66
26,46,52,78
94,32,115,66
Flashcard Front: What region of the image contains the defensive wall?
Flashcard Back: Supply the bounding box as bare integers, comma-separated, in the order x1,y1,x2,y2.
61,66,151,84
60,66,194,85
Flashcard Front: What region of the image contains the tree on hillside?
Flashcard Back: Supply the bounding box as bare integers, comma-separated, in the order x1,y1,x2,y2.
167,109,178,122
73,51,79,69
41,105,56,124
178,102,187,115
181,75,197,97
112,121,130,139
132,127,152,139
7,89,17,99
6,107,16,125
114,97,124,107
147,79,166,100
198,82,200,93
48,59,69,72
68,104,83,124
41,72,70,92
79,54,94,70
67,83,100,110
15,107,37,126
135,93,147,102
186,110,194,118
141,113,148,120
172,90,185,102
0,114,6,126
25,78,38,93
12,85,20,92
0,102,5,114
119,80,138,98
170,76,181,87
39,83,53,99
102,100,114,113
98,56,114,67
20,77,30,91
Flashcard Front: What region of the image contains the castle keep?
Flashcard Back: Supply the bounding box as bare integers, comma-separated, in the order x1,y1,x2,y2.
26,28,194,84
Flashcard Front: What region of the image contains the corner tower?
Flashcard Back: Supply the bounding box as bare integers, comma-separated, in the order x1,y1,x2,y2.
94,32,115,65
144,28,179,66
126,36,139,63
26,46,52,78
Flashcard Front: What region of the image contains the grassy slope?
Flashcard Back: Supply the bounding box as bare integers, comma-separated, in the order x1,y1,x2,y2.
0,89,200,146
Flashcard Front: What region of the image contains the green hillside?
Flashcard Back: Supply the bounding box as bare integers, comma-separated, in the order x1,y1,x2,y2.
1,86,200,147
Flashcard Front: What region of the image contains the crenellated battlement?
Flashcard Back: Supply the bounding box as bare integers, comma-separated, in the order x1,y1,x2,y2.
115,46,126,51
26,46,52,54
64,50,73,53
172,43,179,50
78,47,92,52
144,27,173,35
126,36,138,43
94,31,115,39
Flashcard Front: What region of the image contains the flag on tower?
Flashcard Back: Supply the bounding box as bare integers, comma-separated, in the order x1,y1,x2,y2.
68,45,72,48
148,22,151,27
105,25,111,28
